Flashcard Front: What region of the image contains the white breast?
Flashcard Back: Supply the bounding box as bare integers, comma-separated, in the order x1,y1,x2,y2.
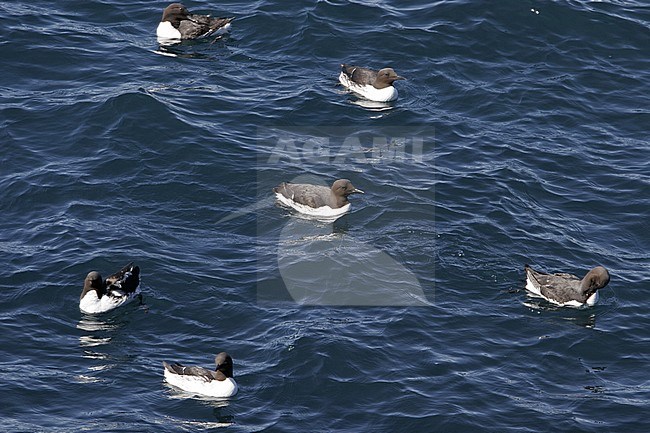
585,290,599,306
156,21,182,40
164,370,238,398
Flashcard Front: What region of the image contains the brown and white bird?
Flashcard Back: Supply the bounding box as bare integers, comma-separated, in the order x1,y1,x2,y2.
524,264,610,307
339,64,405,102
163,352,238,398
273,178,364,218
79,263,141,314
156,3,233,41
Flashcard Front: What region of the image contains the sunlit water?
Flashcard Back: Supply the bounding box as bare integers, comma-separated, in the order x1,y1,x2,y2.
1,1,648,431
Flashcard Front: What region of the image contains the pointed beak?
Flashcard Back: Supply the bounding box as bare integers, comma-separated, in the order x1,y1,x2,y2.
353,188,365,194
395,75,406,81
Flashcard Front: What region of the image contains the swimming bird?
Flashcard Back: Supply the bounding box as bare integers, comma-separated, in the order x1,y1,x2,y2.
524,264,610,307
79,263,141,314
156,3,233,41
273,179,364,217
339,64,405,102
163,352,238,398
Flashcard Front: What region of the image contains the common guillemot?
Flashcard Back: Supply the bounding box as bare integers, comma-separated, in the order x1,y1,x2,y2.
163,352,238,398
273,179,364,218
339,64,405,102
79,263,141,314
524,264,610,307
157,3,233,41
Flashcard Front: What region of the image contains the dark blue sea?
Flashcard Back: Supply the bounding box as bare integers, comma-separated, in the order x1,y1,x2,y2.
1,0,649,431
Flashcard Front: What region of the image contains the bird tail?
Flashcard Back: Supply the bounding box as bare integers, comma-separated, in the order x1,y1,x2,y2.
340,64,354,76
163,361,184,375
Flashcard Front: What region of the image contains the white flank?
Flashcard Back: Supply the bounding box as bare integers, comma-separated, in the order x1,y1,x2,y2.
524,275,542,297
213,22,232,36
164,370,238,398
275,192,351,218
338,72,399,102
79,287,141,314
197,22,233,39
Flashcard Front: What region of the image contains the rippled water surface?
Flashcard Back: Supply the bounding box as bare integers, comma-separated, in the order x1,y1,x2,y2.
1,0,649,431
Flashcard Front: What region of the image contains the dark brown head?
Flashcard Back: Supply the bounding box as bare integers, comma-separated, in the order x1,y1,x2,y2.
81,271,105,300
580,266,610,298
374,68,405,89
214,352,234,379
329,179,364,208
162,3,190,27
331,179,364,197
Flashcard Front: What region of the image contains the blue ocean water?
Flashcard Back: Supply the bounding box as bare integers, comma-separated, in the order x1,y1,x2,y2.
1,0,649,431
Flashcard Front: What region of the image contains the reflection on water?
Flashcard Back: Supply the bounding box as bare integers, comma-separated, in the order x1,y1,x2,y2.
164,384,235,406
153,47,180,58
275,207,350,228
74,375,103,384
155,33,231,59
160,416,234,430
276,217,431,306
523,299,597,328
349,98,395,112
78,335,112,348
153,46,213,60
163,384,235,427
210,402,235,427
156,37,181,47
157,32,229,48
77,315,122,349
77,317,119,332
76,314,126,382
